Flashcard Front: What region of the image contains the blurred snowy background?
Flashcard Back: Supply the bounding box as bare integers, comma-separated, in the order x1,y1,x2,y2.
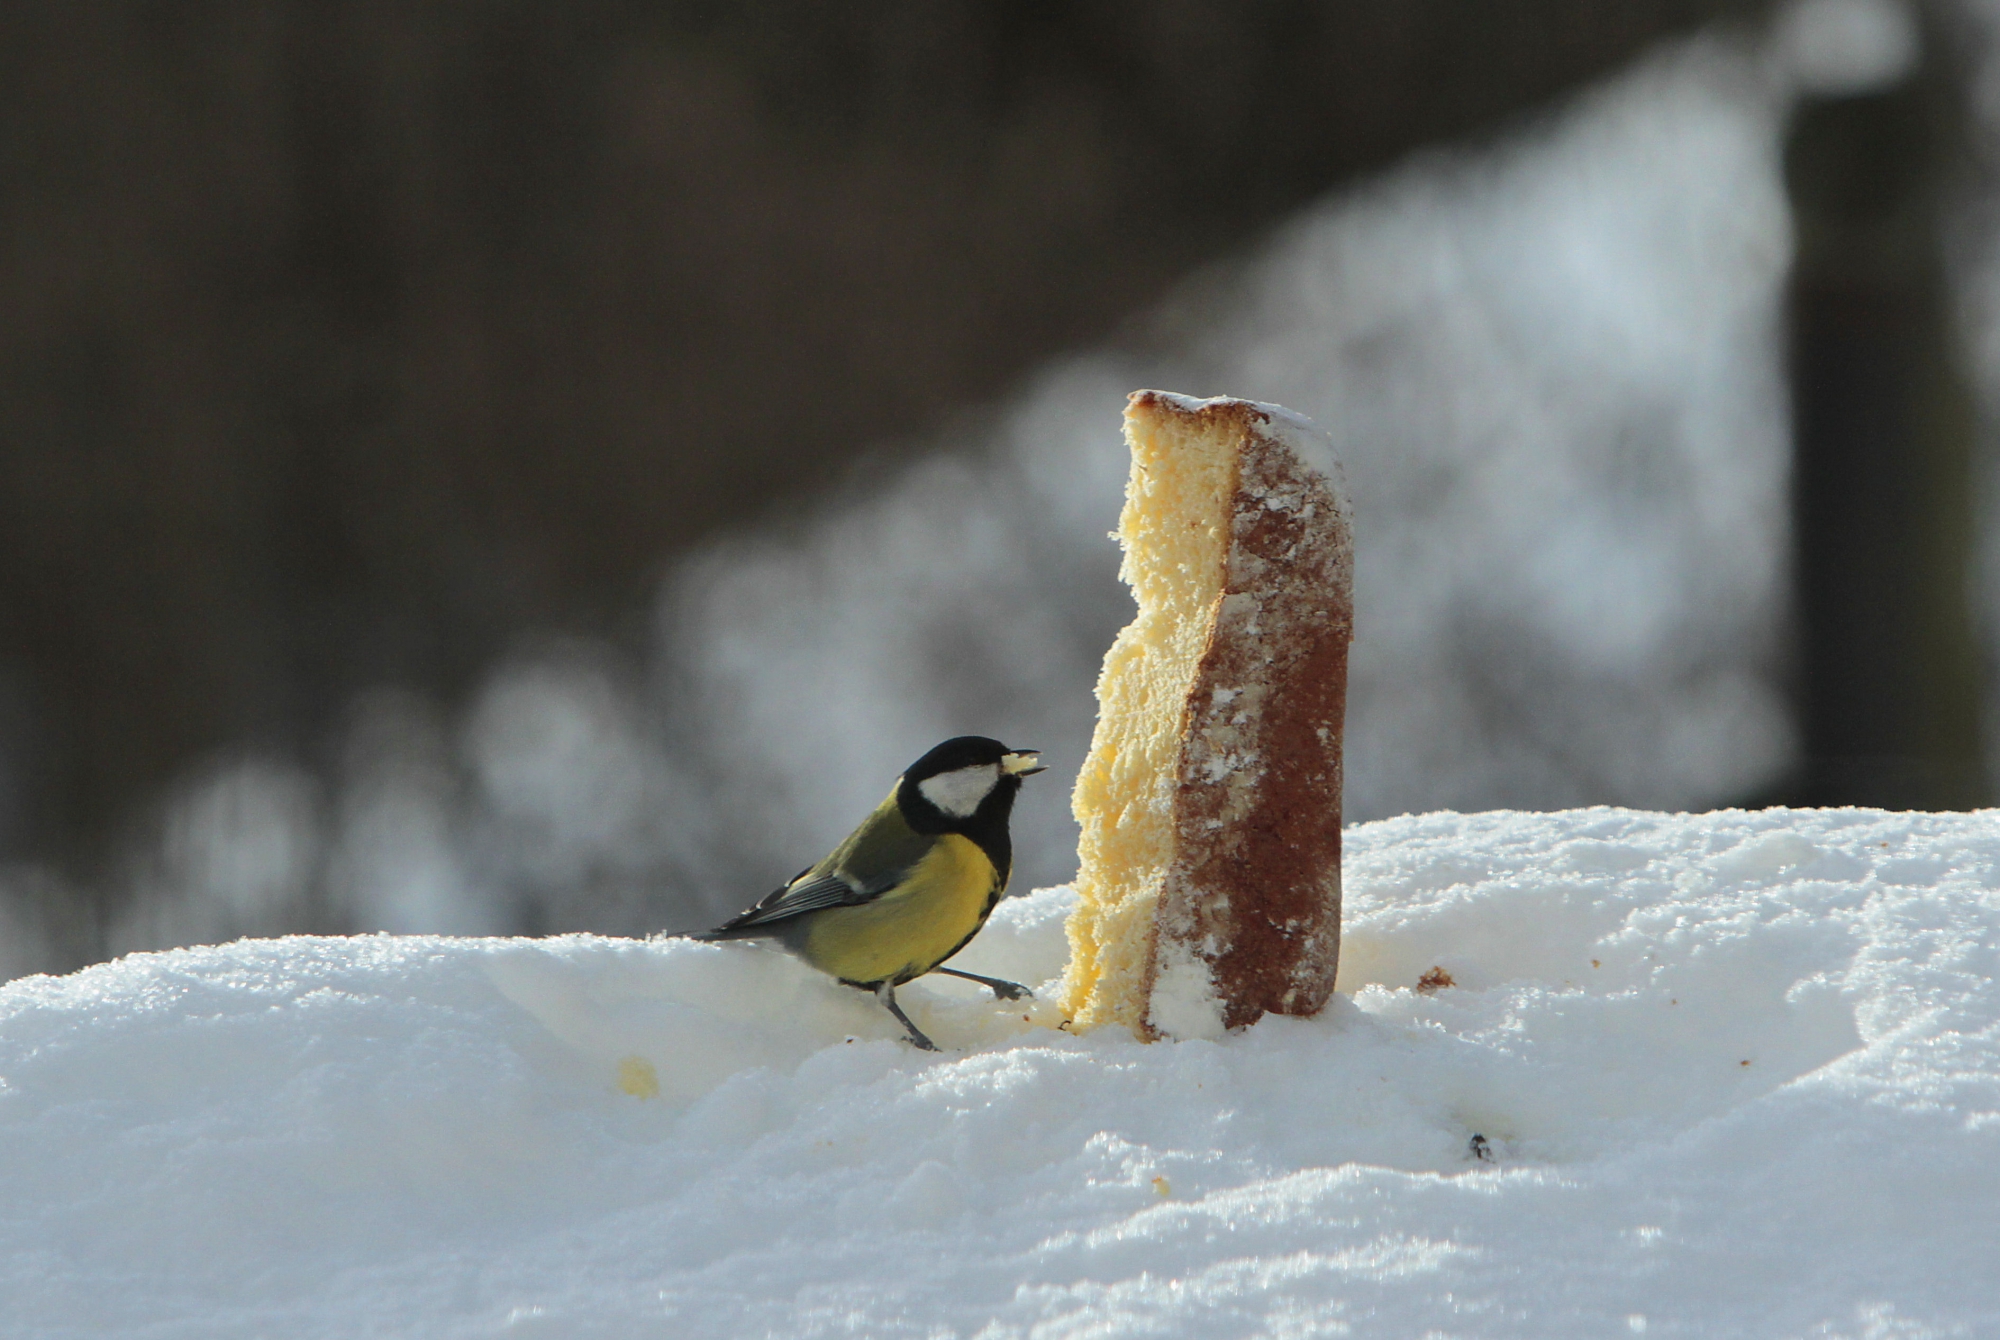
4,0,1997,978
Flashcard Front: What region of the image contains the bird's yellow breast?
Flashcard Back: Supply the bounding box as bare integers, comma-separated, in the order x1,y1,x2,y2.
799,833,1001,986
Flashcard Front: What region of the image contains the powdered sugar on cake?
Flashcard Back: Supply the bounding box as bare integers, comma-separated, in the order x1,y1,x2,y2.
1147,397,1353,1033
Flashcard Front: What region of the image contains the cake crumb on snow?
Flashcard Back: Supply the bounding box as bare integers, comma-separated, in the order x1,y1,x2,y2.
2,807,1997,1337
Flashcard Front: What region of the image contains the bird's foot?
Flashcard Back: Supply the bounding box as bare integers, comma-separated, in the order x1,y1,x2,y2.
876,982,941,1053
931,966,1033,1001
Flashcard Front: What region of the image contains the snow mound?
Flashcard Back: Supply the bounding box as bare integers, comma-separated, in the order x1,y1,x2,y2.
3,809,1998,1337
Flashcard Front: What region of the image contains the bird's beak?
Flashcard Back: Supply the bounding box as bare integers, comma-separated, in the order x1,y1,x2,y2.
1002,750,1047,777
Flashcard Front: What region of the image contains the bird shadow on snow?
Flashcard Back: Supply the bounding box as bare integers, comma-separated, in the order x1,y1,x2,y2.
479,886,1080,1110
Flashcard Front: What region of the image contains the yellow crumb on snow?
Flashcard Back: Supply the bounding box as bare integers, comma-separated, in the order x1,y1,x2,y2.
617,1055,661,1099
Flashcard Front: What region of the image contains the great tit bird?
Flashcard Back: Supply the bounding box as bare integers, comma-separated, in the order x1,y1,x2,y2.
690,736,1046,1051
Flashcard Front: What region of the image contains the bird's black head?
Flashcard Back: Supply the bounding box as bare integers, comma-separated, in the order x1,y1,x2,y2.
896,736,1045,860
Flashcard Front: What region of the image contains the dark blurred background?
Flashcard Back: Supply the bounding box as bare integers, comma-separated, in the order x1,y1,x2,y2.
2,0,1992,978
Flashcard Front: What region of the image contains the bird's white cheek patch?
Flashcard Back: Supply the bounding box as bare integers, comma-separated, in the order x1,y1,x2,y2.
919,764,999,818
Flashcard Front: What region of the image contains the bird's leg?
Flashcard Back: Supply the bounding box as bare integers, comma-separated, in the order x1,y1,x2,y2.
874,982,939,1051
930,966,1033,1001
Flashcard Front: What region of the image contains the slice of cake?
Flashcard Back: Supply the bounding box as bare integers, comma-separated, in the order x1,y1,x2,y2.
1061,391,1353,1039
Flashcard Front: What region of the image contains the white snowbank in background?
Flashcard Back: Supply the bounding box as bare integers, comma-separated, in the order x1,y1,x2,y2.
650,37,1798,916
5,808,1999,1337
50,32,1803,975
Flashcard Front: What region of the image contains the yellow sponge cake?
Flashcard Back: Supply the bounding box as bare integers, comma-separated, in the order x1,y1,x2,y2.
1062,391,1353,1038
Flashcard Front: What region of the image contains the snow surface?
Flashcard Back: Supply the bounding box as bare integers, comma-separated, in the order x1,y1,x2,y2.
4,807,1999,1338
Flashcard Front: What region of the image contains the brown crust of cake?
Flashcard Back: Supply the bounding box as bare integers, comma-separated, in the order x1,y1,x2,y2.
1133,391,1353,1035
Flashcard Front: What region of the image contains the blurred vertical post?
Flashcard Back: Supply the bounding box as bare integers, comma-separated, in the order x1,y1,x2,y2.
1782,2,1987,808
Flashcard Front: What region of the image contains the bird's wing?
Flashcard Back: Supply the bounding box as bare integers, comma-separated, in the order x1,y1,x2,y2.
694,790,932,938
822,788,933,896
697,872,872,935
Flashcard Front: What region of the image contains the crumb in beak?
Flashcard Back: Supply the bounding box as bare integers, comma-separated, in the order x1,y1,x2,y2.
1003,751,1048,777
